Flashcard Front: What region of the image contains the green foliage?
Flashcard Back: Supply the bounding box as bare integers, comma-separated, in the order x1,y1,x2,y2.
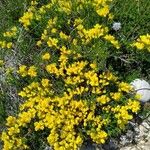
0,0,149,149
0,0,26,36
0,94,6,124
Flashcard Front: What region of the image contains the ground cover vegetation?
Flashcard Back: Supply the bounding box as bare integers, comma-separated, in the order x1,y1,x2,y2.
0,0,150,150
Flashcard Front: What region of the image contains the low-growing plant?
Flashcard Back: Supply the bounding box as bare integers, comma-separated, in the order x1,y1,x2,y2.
0,0,149,150
2,64,141,150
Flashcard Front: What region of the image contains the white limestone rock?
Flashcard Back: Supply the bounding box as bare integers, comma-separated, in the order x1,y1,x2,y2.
112,22,121,31
130,79,150,102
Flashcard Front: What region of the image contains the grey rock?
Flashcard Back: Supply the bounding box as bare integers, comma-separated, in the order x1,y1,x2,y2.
141,121,150,130
120,136,131,146
112,22,121,31
102,139,119,150
44,146,52,150
80,142,96,150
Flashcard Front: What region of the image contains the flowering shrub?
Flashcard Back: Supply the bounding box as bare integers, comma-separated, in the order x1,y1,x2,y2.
1,60,140,149
0,0,146,150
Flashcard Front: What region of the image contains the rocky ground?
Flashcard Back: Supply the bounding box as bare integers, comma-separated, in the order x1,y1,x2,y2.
119,116,150,150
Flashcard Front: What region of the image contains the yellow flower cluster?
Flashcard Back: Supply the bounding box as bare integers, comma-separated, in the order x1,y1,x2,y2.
17,65,37,77
36,2,53,19
19,0,38,29
118,82,133,93
0,0,142,150
20,0,54,27
132,34,150,52
2,52,140,150
111,99,140,128
74,18,119,47
58,0,72,15
76,23,108,44
0,59,4,66
19,11,34,30
104,34,120,49
36,17,58,47
0,26,17,49
42,52,51,60
0,40,12,49
3,26,17,38
59,31,71,41
31,0,120,50
93,0,113,17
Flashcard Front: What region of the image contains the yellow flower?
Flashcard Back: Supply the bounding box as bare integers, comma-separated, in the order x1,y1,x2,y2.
75,135,83,145
108,13,114,20
11,26,17,32
132,34,150,51
90,63,97,70
18,91,26,97
133,42,144,49
17,65,27,77
59,31,70,40
34,121,44,131
19,11,34,29
97,95,110,104
111,92,122,101
118,82,132,92
89,130,107,144
41,78,49,87
0,41,6,48
46,63,60,76
104,34,120,49
28,66,37,77
127,99,140,113
6,42,13,49
8,126,20,135
58,1,72,14
3,26,17,38
6,116,16,126
96,6,109,17
36,40,42,46
51,28,57,34
0,59,4,66
47,37,59,48
42,52,51,60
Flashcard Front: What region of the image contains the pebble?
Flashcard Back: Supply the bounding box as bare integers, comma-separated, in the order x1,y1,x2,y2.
141,121,150,129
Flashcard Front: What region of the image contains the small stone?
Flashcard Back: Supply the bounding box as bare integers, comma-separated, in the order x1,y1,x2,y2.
128,121,136,127
134,136,141,142
44,146,52,150
134,127,140,135
120,146,137,150
139,140,146,144
80,142,96,150
141,121,150,130
120,136,131,146
147,117,150,122
130,79,150,102
102,139,119,150
112,22,121,31
139,124,148,134
126,130,134,139
95,145,103,150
